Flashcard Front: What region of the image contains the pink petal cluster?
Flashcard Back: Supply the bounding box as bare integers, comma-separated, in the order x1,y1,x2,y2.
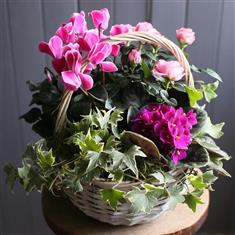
38,9,118,91
131,104,197,164
110,22,161,36
176,27,195,45
128,49,142,64
152,59,185,81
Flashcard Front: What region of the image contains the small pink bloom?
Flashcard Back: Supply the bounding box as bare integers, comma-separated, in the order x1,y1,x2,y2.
110,24,133,36
56,22,75,44
135,22,161,35
176,27,195,45
89,8,110,31
39,35,64,59
61,70,81,91
152,59,184,81
100,61,118,72
70,11,87,36
111,44,120,57
128,49,142,64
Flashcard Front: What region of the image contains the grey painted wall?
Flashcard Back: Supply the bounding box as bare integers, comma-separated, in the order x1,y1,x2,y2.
0,0,234,234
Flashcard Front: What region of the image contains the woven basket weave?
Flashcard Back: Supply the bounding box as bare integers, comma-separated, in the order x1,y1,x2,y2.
55,31,194,226
64,169,187,226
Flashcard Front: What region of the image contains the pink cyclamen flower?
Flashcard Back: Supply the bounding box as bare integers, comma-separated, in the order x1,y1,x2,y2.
78,29,100,51
128,49,142,64
152,59,185,81
176,27,195,45
89,8,110,31
56,22,75,44
70,11,87,36
87,42,118,72
39,35,64,59
61,49,93,91
110,24,133,36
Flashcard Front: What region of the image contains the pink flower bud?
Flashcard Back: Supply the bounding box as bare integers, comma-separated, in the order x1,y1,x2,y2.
176,27,195,45
152,59,184,81
128,49,142,64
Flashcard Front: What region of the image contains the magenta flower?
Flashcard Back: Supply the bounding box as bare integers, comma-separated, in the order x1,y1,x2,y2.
56,22,75,44
89,8,110,31
131,104,197,164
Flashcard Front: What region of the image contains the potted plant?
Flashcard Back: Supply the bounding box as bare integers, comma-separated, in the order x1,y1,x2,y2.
4,8,231,226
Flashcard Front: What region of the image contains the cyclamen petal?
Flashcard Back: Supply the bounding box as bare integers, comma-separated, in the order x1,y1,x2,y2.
89,8,110,31
77,73,94,90
38,41,53,57
70,11,87,36
100,61,118,72
48,35,64,59
56,22,75,44
111,44,120,57
52,58,66,74
61,71,81,91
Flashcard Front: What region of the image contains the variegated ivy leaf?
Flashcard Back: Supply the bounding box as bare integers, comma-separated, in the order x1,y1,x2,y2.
101,188,125,209
184,191,203,212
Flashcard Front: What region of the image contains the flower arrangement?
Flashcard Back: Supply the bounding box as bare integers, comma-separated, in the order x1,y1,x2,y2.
5,8,231,225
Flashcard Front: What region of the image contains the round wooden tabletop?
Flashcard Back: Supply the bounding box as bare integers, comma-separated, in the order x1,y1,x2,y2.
42,189,209,235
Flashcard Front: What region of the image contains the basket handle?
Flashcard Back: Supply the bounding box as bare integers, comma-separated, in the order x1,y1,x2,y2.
55,31,194,133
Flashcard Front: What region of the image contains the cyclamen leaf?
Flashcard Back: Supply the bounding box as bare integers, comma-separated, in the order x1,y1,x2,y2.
184,192,203,212
185,86,203,106
101,188,125,209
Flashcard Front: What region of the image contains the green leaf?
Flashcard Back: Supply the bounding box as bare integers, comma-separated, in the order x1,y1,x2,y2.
191,65,222,82
191,107,208,137
4,164,18,191
109,109,123,127
141,61,151,78
124,145,146,177
85,151,100,173
37,148,55,170
18,160,31,188
188,175,207,190
195,136,230,160
76,129,104,153
184,192,203,212
101,188,125,209
202,81,219,102
203,117,224,139
95,108,114,129
183,144,209,167
20,108,41,123
164,186,185,210
202,171,218,185
122,131,160,159
88,83,108,102
185,86,203,106
203,68,222,82
126,187,158,213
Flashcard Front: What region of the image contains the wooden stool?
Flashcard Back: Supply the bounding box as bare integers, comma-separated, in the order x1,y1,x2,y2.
42,189,209,235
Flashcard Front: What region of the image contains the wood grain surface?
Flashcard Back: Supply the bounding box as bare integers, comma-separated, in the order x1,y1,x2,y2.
42,189,209,235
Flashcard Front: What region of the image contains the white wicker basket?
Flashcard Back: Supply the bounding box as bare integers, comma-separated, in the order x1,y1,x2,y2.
56,31,194,226
64,169,187,226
